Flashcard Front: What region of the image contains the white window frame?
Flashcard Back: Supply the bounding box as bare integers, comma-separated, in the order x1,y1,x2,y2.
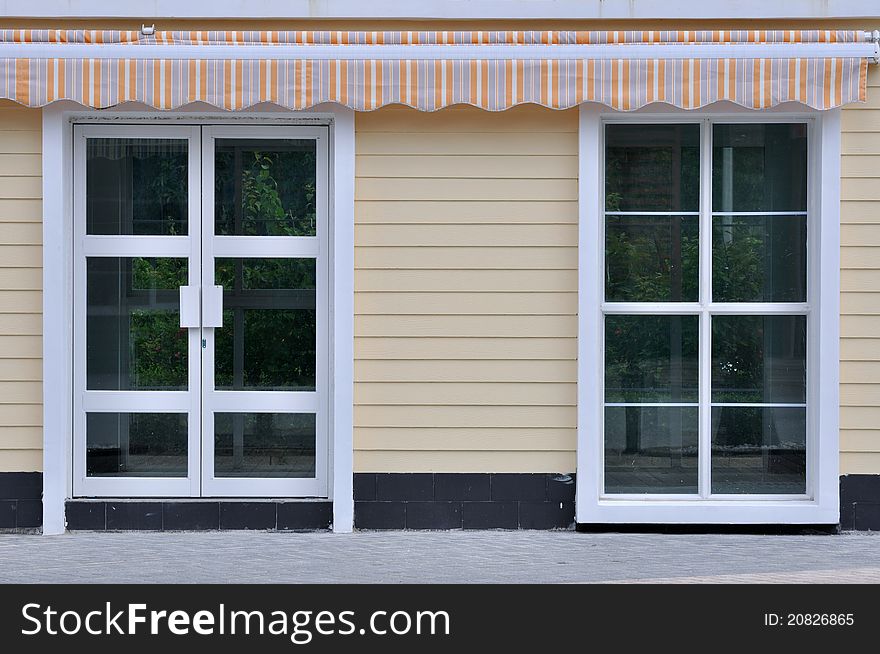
42,103,355,533
576,104,840,525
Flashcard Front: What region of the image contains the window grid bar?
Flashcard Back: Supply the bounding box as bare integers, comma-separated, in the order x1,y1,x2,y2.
605,211,700,216
710,402,807,408
710,211,807,216
698,118,713,499
602,302,809,314
604,402,699,407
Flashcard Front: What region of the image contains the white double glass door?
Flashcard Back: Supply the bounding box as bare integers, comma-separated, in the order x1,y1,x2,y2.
72,124,329,498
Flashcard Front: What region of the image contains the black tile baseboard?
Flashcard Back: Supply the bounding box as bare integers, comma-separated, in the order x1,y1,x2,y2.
0,472,42,529
65,500,332,531
7,473,880,532
354,473,576,530
841,474,880,530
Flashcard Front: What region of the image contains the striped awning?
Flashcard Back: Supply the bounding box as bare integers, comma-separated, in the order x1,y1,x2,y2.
0,29,876,112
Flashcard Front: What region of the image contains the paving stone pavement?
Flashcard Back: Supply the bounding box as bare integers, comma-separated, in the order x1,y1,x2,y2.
0,531,878,583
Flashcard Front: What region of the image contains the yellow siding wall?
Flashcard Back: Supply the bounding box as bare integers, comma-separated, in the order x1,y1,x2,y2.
353,105,578,472
0,100,42,471
1,22,880,476
840,64,880,474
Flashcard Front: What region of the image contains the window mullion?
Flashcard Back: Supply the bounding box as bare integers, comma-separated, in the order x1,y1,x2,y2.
698,119,713,499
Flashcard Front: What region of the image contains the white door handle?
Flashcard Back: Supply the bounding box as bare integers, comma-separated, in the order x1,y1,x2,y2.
179,285,200,328
203,284,224,328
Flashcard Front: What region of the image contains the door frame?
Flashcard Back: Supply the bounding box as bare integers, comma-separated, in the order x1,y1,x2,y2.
41,104,355,532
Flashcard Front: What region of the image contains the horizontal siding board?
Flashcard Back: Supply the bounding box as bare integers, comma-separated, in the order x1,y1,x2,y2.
840,407,880,430
0,358,42,381
354,450,576,473
0,335,40,358
355,405,575,428
355,132,578,156
0,222,42,244
356,154,578,179
841,316,880,338
0,130,40,154
0,381,41,404
841,178,880,201
840,201,880,224
354,359,577,383
0,245,41,267
841,430,880,452
355,382,577,406
841,132,880,155
356,177,578,201
0,267,41,289
356,269,578,293
840,361,880,384
841,269,880,291
0,404,42,426
355,224,577,247
354,427,576,451
841,224,880,246
841,384,880,406
841,155,880,178
355,314,577,337
0,426,42,449
841,110,880,132
0,177,41,200
354,337,576,360
0,449,42,472
355,246,578,269
842,339,880,361
840,293,880,314
0,154,41,176
0,314,42,335
0,106,41,129
0,291,42,313
355,292,576,315
356,200,576,223
840,452,880,475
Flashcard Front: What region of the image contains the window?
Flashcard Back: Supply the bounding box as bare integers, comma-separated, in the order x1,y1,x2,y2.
603,121,809,499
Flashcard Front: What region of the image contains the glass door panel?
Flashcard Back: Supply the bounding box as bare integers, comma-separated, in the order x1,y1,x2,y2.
74,126,202,497
201,126,328,497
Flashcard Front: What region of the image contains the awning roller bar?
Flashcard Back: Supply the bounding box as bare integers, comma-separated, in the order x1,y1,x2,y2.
0,41,877,63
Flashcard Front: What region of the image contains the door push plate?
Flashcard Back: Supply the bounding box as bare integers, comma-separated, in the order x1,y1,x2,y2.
179,285,200,328
203,285,224,328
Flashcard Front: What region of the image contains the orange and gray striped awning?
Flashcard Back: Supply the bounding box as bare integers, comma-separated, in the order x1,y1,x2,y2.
0,29,876,112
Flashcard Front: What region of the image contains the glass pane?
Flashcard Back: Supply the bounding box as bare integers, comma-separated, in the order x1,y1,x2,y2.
712,215,806,302
215,259,316,391
605,406,698,494
711,406,806,494
87,257,188,390
605,315,699,403
712,315,806,404
86,138,188,235
214,413,316,478
86,413,187,477
712,123,807,213
605,124,700,212
605,215,698,302
215,139,317,236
